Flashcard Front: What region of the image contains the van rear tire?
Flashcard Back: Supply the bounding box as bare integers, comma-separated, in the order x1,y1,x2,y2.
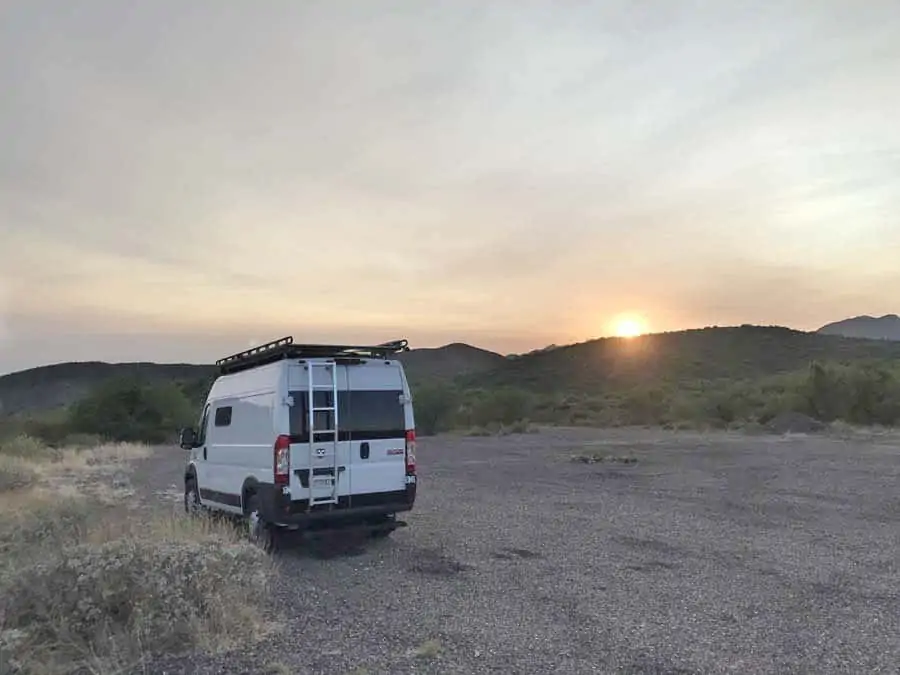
245,493,277,553
369,514,396,539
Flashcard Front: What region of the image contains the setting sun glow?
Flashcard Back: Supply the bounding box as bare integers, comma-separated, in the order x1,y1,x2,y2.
613,317,646,338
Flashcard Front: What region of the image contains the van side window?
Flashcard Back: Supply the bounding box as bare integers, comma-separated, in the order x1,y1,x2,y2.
197,404,211,445
214,406,232,427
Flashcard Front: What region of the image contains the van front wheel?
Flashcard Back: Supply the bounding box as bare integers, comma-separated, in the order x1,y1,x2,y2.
184,478,202,516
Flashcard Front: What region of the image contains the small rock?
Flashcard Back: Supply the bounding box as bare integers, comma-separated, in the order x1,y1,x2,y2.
112,471,132,489
766,412,825,434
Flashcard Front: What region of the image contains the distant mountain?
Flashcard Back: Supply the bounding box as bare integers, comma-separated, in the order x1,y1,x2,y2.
816,315,900,341
0,343,506,417
461,325,900,394
0,362,213,416
5,326,900,419
395,343,507,385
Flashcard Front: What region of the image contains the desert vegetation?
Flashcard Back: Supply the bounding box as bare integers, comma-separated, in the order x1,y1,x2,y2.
0,376,200,448
414,360,900,435
0,434,274,675
2,327,900,446
0,328,897,672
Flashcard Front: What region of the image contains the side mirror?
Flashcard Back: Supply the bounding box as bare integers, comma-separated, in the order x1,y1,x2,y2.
179,427,198,449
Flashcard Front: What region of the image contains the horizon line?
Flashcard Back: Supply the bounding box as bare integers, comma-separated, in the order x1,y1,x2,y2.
0,321,859,377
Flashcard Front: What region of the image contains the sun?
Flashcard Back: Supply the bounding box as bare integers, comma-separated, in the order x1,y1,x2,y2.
612,316,646,338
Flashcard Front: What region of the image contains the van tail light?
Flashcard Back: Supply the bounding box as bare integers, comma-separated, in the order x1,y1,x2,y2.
405,429,416,475
274,434,291,485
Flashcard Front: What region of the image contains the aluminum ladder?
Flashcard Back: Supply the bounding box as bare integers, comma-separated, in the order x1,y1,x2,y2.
306,360,340,507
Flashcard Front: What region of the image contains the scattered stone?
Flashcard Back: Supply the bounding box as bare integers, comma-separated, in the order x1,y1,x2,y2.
111,471,132,490
409,639,443,660
766,412,825,434
571,452,638,465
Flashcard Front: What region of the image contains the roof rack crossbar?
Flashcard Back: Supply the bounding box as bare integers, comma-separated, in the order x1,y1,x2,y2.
215,336,409,374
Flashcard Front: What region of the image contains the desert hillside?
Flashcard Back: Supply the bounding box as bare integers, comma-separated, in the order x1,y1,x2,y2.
461,325,900,393
396,342,507,386
2,325,900,438
817,314,900,341
0,343,504,416
0,362,212,416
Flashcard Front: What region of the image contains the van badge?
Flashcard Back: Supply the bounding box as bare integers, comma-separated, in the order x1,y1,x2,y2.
386,448,404,456
315,448,326,458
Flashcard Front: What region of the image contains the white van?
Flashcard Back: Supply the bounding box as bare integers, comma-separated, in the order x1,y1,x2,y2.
179,336,417,549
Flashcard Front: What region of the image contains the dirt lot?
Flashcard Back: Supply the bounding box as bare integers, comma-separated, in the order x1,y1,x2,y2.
135,427,900,674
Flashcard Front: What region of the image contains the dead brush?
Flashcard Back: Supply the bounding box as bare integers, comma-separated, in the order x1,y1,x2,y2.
0,436,277,675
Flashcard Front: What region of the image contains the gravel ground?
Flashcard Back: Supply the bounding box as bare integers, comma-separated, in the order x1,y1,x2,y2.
132,427,900,674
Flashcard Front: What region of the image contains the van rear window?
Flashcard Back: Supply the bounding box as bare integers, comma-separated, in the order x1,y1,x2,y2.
289,390,405,441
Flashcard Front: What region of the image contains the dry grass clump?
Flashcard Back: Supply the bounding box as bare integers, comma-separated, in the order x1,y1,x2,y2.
0,454,40,493
0,487,95,568
411,638,443,660
0,434,59,461
0,435,275,675
2,522,273,673
43,441,152,479
0,436,152,516
0,435,150,488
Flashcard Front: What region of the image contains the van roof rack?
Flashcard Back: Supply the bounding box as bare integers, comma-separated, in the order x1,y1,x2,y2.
216,336,409,375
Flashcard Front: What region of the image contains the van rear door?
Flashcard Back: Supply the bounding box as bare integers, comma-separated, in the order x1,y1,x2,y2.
346,361,408,497
287,362,351,506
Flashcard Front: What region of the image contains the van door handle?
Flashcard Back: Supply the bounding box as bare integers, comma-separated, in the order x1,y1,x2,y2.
203,446,207,460
360,442,370,460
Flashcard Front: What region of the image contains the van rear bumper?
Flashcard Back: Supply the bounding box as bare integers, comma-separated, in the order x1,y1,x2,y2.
256,483,415,528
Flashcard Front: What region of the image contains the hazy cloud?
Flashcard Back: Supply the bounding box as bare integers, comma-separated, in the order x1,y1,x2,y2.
2,0,899,372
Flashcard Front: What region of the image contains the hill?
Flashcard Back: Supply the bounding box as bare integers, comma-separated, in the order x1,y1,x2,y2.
396,342,507,386
461,325,900,394
0,343,504,417
416,325,900,433
817,314,900,341
0,362,213,416
3,326,900,437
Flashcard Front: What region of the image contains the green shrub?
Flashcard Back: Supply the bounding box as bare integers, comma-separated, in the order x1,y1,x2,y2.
19,420,76,448
618,387,670,425
463,387,534,428
411,384,459,436
178,376,215,408
0,417,26,442
427,359,900,431
0,408,74,447
68,377,196,444
798,361,900,425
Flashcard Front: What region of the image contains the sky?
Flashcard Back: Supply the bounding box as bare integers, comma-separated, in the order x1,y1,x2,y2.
2,1,899,374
